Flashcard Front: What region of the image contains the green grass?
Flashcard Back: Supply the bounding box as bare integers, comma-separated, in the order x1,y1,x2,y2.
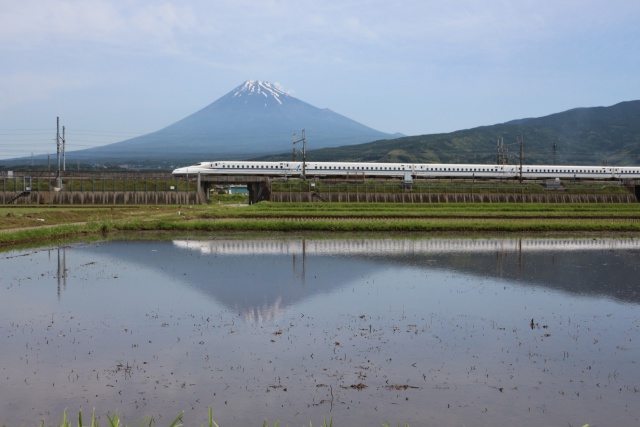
6,408,593,427
11,409,403,427
1,203,640,249
31,409,192,427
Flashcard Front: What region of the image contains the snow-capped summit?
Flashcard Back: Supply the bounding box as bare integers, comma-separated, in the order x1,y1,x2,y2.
232,80,288,105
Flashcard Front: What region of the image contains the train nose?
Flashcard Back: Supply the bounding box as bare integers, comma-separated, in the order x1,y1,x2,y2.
172,167,190,176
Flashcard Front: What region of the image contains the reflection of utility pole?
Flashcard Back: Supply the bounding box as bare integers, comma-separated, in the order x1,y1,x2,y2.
292,239,307,287
518,238,523,277
57,247,67,299
292,129,306,178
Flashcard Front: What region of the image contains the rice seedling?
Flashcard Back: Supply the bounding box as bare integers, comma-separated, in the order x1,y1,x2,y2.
18,410,394,427
2,202,640,249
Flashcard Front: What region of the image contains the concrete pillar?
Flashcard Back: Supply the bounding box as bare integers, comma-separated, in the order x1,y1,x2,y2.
248,181,271,204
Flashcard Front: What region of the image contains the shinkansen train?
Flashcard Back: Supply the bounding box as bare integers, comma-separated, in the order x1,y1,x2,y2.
172,160,640,180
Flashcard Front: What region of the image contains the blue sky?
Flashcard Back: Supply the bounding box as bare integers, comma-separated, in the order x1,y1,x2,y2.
1,0,639,160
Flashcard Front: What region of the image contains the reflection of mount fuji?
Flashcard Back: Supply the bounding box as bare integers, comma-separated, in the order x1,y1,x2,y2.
87,238,640,323
89,239,383,323
170,238,640,309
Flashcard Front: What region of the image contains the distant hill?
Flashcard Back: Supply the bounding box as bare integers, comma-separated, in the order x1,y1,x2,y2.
8,80,399,169
261,100,640,166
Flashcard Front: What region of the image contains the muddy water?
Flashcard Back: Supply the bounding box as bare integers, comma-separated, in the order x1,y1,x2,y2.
1,237,639,426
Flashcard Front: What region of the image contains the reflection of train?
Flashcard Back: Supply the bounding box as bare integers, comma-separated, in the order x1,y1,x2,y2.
173,238,640,257
172,161,640,180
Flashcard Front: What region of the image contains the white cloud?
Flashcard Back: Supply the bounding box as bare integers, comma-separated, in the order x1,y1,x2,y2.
0,0,205,54
0,0,123,48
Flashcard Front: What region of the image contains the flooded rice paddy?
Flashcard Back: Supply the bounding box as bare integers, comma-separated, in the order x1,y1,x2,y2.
1,237,639,426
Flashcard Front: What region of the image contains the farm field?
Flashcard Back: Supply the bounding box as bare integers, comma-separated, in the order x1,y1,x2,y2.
1,201,640,248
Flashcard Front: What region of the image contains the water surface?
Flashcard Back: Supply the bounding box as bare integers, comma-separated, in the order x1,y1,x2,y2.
1,237,639,426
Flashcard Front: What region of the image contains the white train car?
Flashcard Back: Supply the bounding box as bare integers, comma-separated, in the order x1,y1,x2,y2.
304,162,409,177
172,161,300,176
413,164,515,179
613,167,640,179
520,165,614,180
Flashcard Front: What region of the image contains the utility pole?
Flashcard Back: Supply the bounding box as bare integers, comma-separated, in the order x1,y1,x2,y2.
496,137,510,165
56,117,60,176
62,126,66,171
55,117,62,188
292,129,306,178
519,136,524,183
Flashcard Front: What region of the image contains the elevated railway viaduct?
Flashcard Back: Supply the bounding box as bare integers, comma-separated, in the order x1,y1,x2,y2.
1,171,639,204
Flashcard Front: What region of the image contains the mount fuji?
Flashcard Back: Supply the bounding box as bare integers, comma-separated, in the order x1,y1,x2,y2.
65,80,401,166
